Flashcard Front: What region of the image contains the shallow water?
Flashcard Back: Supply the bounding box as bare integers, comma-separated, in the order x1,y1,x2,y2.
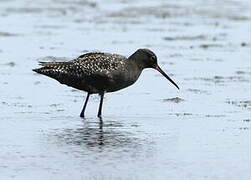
1,0,251,179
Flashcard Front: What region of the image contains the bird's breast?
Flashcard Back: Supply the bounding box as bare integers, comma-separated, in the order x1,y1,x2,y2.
105,66,142,92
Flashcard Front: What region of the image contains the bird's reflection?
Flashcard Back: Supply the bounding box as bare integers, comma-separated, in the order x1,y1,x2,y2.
52,117,140,151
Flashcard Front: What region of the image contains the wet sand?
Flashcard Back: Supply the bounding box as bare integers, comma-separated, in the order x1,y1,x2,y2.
1,0,251,179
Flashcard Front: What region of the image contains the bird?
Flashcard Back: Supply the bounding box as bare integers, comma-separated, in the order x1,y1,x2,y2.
33,48,179,118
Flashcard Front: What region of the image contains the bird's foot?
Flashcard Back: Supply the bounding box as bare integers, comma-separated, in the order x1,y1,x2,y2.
80,113,85,118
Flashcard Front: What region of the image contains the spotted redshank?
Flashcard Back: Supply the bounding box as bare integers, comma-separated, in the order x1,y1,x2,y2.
33,49,179,118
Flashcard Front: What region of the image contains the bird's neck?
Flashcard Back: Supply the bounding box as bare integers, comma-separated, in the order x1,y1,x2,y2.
128,53,146,70
125,59,144,85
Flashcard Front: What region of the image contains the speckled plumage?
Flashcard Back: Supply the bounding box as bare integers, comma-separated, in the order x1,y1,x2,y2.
33,49,179,118
34,52,136,93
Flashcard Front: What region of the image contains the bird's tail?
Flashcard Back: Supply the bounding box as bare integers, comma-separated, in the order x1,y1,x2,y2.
38,61,70,67
32,61,70,79
32,66,58,79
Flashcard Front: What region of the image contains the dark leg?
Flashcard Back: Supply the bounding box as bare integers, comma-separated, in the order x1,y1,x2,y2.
97,91,105,118
80,92,90,118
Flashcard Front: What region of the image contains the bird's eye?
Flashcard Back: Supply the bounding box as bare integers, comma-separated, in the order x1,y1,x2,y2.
150,56,156,61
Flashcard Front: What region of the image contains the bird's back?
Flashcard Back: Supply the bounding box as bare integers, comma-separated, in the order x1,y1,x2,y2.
33,52,129,93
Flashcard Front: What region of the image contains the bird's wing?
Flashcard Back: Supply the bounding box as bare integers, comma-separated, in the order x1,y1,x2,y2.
33,52,127,92
72,52,127,77
34,52,126,79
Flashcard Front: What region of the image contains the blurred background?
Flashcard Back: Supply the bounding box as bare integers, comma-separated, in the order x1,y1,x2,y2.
0,0,251,179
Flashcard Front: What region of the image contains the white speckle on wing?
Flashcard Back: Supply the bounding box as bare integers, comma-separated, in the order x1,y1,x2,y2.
45,53,127,78
37,52,128,83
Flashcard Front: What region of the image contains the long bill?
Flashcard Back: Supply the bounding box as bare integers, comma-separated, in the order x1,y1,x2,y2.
155,65,179,90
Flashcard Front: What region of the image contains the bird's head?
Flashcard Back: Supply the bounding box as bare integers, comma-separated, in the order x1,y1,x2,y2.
130,48,179,89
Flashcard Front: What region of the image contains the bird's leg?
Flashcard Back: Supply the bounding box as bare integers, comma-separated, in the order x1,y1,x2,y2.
97,91,105,118
80,92,90,118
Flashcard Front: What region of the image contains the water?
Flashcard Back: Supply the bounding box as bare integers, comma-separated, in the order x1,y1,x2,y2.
1,0,251,179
